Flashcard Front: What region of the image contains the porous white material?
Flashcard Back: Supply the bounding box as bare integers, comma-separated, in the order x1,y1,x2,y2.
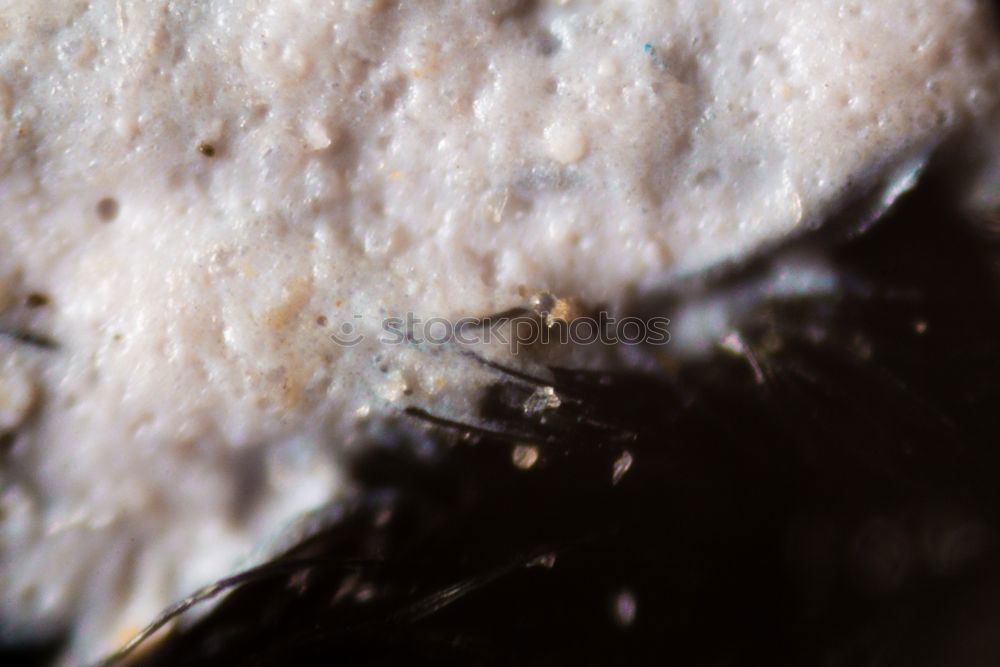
0,0,997,659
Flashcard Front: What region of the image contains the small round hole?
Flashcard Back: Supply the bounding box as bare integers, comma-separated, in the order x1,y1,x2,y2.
197,142,216,157
538,30,561,56
96,197,119,221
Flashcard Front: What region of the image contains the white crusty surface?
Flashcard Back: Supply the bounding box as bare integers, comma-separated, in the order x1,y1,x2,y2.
0,0,998,659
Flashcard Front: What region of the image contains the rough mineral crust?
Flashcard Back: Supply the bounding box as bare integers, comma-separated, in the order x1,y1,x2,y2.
0,0,998,660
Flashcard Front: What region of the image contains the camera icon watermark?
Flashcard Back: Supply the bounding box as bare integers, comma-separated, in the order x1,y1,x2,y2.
330,314,365,347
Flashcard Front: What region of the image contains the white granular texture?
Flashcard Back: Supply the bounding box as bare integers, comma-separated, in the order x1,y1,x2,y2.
0,0,998,659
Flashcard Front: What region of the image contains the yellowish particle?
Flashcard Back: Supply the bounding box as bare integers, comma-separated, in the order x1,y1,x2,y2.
512,444,540,470
263,276,314,330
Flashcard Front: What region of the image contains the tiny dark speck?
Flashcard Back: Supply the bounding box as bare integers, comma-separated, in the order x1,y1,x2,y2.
25,293,49,308
198,142,216,157
316,316,328,326
96,197,119,221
